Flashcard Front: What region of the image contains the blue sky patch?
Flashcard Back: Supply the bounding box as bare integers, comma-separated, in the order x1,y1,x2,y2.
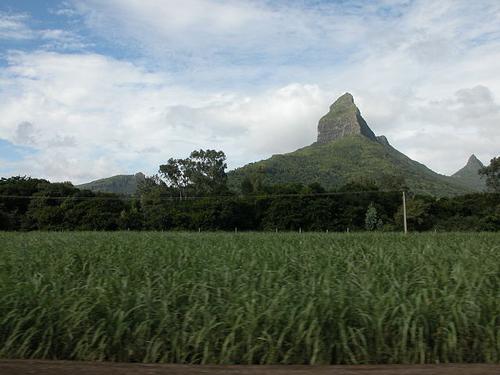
0,0,499,182
0,138,37,162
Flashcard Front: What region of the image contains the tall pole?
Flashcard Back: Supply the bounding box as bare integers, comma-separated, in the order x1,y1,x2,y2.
403,191,408,235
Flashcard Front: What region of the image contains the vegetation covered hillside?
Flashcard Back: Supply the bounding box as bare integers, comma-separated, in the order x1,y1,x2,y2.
229,135,474,196
451,154,486,191
77,172,145,195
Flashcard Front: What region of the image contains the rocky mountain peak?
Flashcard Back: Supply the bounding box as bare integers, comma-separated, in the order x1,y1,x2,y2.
135,172,146,181
451,154,486,190
331,92,355,107
317,93,377,144
466,154,484,169
376,135,390,147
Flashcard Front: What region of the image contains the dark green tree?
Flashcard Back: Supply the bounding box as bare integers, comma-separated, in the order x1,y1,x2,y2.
0,176,49,229
365,203,382,231
480,156,500,192
187,149,228,196
159,149,229,198
241,176,254,195
394,196,434,231
26,182,79,230
159,159,191,199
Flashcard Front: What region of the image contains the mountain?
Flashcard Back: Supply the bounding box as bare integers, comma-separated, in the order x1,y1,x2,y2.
228,93,476,196
317,93,376,143
451,154,486,191
77,172,145,195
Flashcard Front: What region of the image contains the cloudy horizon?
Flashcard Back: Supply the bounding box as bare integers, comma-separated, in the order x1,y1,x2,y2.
1,0,499,183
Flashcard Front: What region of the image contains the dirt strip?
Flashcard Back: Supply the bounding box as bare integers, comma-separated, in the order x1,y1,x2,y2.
1,361,500,375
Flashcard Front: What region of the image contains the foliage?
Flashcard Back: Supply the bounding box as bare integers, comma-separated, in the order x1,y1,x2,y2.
159,149,229,198
159,158,192,199
480,156,500,192
0,232,499,364
365,203,382,231
0,176,48,213
395,196,434,231
241,176,255,195
0,177,128,231
188,149,229,196
1,174,499,232
228,135,475,197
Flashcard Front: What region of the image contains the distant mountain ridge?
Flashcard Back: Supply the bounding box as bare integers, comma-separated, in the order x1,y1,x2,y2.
77,173,145,195
228,93,479,196
77,93,485,197
451,154,486,191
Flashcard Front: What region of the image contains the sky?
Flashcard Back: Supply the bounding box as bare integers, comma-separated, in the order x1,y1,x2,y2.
0,0,499,183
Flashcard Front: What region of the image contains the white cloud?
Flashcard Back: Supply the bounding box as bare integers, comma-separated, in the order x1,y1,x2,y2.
0,12,33,40
1,0,500,182
352,84,500,173
38,28,87,50
13,121,36,145
69,0,386,76
0,10,85,49
0,51,329,183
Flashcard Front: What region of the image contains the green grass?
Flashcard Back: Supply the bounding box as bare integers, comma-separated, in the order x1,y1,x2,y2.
0,232,499,364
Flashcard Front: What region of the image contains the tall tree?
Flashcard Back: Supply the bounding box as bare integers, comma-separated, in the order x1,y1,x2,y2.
187,149,228,196
365,203,382,231
158,150,228,198
159,158,192,199
480,157,500,192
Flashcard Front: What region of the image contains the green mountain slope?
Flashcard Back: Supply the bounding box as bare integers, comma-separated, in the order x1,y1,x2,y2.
76,93,480,197
229,135,474,197
451,154,486,191
228,93,479,197
77,173,145,195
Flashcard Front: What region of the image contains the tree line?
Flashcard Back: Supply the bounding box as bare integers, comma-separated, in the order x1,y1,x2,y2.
1,151,499,232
